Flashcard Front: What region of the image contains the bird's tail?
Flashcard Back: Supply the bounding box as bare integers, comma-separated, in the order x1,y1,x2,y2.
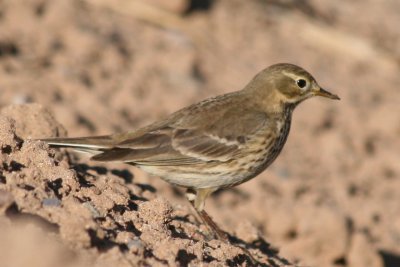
40,135,115,155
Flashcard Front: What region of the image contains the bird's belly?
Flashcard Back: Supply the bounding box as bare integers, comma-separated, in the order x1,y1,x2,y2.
139,116,292,189
138,163,252,189
138,140,286,189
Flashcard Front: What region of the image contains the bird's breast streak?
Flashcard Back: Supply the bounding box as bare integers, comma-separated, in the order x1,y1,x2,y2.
139,109,294,189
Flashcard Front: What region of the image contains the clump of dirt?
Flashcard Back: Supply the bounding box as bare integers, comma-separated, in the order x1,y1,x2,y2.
0,104,290,266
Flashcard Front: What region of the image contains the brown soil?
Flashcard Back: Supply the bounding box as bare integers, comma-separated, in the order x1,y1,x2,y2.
1,0,400,266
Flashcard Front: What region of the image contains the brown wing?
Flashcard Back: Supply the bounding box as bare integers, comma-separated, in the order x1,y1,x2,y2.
92,109,268,166
43,92,270,166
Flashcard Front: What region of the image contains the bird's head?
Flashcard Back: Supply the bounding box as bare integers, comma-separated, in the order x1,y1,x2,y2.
247,63,340,107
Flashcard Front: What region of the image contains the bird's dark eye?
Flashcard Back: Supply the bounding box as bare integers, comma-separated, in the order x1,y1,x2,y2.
296,79,307,89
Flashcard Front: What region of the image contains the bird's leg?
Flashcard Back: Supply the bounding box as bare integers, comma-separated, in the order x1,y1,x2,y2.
186,188,258,264
186,188,229,242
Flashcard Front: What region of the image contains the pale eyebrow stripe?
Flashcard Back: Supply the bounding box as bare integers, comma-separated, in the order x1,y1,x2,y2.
281,70,311,91
282,70,300,81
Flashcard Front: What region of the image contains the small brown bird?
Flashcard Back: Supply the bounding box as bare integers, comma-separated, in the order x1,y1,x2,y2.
42,63,339,241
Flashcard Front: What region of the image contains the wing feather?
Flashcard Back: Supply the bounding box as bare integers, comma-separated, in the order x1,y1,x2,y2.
92,111,268,165
43,93,270,167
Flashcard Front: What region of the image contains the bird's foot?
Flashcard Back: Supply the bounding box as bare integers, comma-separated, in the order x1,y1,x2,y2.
198,210,258,265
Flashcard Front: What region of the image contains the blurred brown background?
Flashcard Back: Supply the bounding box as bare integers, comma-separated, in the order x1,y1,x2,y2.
0,0,399,266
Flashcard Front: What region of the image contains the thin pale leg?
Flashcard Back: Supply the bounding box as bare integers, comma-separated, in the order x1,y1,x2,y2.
186,188,258,263
186,188,229,242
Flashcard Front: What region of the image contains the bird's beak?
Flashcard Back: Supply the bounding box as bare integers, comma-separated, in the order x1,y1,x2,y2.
314,87,340,100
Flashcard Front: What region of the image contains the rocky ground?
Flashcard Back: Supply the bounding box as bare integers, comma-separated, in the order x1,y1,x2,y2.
0,0,400,266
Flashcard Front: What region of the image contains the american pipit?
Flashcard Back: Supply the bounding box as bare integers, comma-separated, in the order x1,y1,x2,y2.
41,63,339,242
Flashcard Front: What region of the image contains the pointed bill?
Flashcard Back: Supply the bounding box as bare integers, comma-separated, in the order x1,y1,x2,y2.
314,88,340,100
